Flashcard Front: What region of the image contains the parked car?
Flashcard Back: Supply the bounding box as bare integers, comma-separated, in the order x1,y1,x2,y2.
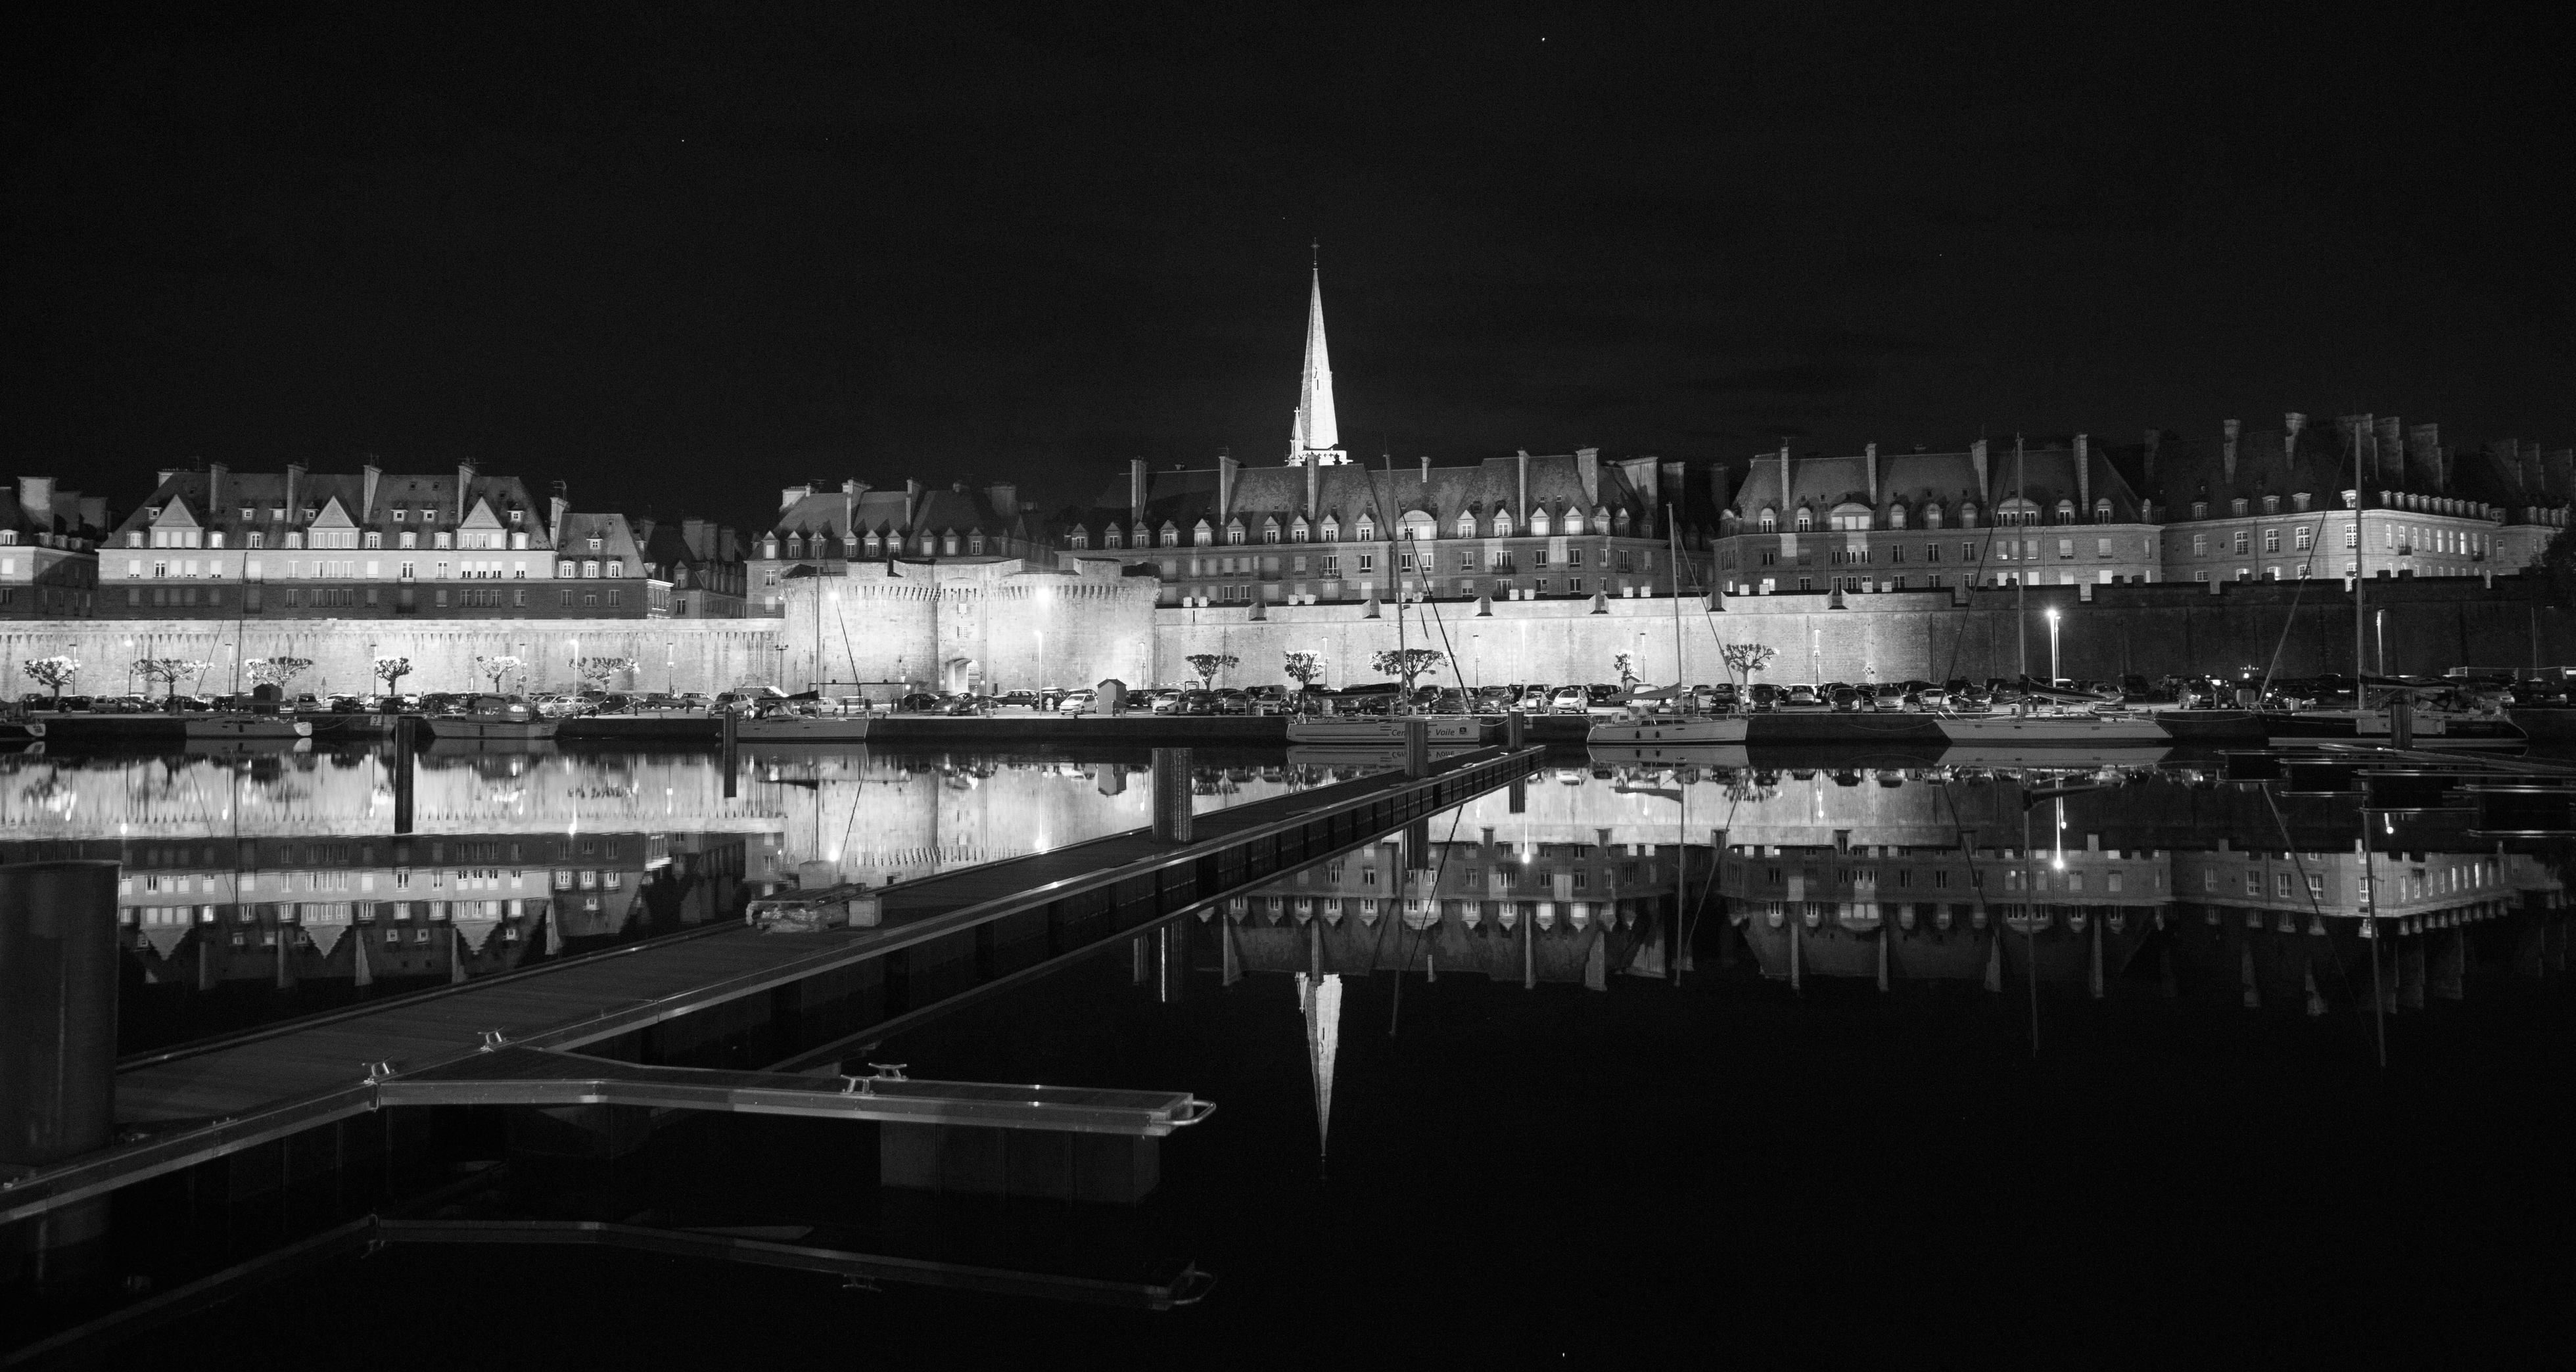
898,693,945,713
1549,686,1589,714
993,690,1041,710
1054,689,1098,714
1783,683,1823,708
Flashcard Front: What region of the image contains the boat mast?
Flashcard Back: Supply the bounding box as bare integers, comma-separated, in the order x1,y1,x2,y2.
2016,435,2028,710
1669,498,1685,706
2354,423,2368,695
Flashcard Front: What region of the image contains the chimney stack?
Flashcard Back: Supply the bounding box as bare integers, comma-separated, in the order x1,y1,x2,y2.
1305,452,1320,520
2074,434,2091,508
1577,446,1601,505
1129,459,1148,525
210,462,229,514
2407,423,2443,491
2221,420,2240,486
356,463,375,520
548,493,568,540
1778,444,1794,513
1217,453,1239,519
286,462,305,516
1514,449,1530,524
779,483,812,512
456,463,475,523
1418,455,1430,485
16,476,55,528
683,517,714,559
1969,440,1988,499
1864,442,1879,505
2142,429,2161,487
2283,411,2306,472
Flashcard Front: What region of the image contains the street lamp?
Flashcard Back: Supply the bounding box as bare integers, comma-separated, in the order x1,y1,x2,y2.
2044,606,2061,685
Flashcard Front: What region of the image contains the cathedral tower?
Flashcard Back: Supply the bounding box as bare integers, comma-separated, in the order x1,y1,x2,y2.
1288,263,1350,466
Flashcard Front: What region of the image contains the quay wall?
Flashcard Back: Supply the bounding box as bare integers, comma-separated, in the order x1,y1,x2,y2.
1147,575,2576,688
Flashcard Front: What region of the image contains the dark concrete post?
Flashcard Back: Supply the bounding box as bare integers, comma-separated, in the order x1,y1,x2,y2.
720,708,740,799
1152,748,1193,844
1505,710,1526,748
392,714,417,835
1403,717,1430,778
2389,691,2414,750
0,861,121,1168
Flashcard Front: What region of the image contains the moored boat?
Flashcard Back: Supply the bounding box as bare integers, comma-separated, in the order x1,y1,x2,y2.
732,712,872,741
1934,708,2168,746
1585,708,1748,746
184,714,314,741
425,695,559,744
1284,714,1493,746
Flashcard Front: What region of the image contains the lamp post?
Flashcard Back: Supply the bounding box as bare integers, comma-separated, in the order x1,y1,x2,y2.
2045,606,2061,685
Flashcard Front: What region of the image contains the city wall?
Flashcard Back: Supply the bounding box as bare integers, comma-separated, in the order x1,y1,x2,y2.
778,557,1157,694
1148,576,2576,688
0,618,784,698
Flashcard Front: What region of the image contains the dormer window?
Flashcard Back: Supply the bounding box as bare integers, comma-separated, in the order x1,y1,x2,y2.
1321,519,1340,541
1925,507,1944,530
270,507,286,520
1263,521,1280,544
2190,501,2209,519
1288,519,1308,543
1888,507,1908,530
1225,523,1244,546
1565,510,1585,536
588,537,603,553
509,508,524,524
2261,495,2281,514
1792,509,1813,532
969,531,986,555
1104,526,1123,550
1069,529,1089,550
1193,522,1213,547
247,531,264,549
1960,504,1979,528
1455,511,1477,539
2055,500,2076,524
1531,511,1551,536
2291,493,2312,513
2230,498,2250,516
607,559,623,578
1614,509,1631,534
1495,511,1514,537
239,507,254,522
1159,525,1179,548
392,509,406,522
2094,499,2113,522
1355,518,1375,541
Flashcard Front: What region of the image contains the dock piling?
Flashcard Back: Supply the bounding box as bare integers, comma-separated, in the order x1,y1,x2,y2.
1151,748,1193,843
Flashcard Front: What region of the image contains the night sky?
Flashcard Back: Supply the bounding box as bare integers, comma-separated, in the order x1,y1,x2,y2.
6,6,2569,532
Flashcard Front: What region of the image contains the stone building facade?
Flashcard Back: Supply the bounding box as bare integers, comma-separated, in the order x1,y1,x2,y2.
0,476,108,618
776,555,1158,695
751,478,1050,616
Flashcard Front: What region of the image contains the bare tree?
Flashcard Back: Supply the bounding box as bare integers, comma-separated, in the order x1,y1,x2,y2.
1184,652,1240,690
1371,647,1447,693
1720,642,1778,687
22,656,79,706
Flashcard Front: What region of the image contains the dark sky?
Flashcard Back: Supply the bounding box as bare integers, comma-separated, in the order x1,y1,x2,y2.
6,5,2569,532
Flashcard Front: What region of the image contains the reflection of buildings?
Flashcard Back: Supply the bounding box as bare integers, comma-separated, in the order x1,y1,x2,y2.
751,752,1331,887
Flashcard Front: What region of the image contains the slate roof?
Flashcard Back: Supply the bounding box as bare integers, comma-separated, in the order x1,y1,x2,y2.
1727,442,2148,524
114,468,548,540
765,483,1028,541
1054,452,1720,541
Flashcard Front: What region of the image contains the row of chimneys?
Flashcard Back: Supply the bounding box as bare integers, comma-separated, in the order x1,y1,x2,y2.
149,462,515,529
1769,437,2094,513
12,477,108,534
776,478,1027,539
1125,447,1643,528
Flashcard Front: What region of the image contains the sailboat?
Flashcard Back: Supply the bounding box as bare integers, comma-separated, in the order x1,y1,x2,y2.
1589,501,1746,747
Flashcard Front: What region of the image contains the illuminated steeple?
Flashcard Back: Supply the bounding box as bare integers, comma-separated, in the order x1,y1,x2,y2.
1288,254,1349,467
1299,970,1342,1165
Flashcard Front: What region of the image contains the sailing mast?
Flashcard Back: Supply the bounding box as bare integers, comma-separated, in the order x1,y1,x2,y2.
2355,421,2369,690
2015,436,2029,711
1668,499,1686,707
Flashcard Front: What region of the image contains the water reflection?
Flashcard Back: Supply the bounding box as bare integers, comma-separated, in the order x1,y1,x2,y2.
0,746,1357,1053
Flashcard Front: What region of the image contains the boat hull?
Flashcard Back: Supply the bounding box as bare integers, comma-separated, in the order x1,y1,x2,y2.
1934,714,2169,746
733,716,873,741
1585,716,1749,746
183,716,314,740
1284,717,1493,746
425,717,560,743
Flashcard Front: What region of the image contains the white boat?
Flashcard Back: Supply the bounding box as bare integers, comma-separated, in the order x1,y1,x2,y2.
1585,741,1750,770
184,714,314,740
425,695,559,744
1586,708,1748,746
1284,714,1493,746
1935,708,2168,746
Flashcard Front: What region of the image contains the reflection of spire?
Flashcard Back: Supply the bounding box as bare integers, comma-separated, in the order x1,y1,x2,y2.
1298,971,1342,1166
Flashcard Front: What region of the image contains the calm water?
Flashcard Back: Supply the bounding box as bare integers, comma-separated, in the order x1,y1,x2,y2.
11,744,2576,1363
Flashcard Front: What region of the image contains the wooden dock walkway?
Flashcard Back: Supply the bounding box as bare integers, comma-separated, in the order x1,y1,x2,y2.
0,745,1540,1225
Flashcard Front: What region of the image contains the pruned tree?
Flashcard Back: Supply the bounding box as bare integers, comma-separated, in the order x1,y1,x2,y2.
1283,651,1326,691
1720,642,1778,686
22,656,80,706
1371,647,1448,693
1185,652,1240,690
473,654,526,694
1612,652,1639,689
132,657,210,701
578,655,638,691
373,655,414,695
244,656,314,691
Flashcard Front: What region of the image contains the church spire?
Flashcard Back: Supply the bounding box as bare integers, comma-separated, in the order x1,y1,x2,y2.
1289,254,1349,466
